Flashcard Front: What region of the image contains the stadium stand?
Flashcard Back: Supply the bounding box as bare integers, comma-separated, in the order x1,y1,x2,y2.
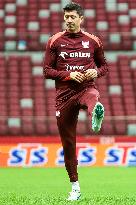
0,0,136,51
0,0,136,135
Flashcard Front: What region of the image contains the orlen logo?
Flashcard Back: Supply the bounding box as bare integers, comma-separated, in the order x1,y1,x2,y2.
104,144,136,166
65,64,85,71
55,143,96,166
8,144,48,167
59,52,90,59
59,52,68,59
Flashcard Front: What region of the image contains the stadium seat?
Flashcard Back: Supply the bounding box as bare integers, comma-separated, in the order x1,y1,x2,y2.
0,0,136,51
1,54,135,136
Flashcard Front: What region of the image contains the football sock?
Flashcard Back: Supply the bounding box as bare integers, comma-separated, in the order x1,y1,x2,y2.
71,181,80,192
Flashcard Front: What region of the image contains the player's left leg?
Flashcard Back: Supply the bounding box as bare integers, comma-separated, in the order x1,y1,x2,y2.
79,87,104,133
56,100,81,200
92,101,104,132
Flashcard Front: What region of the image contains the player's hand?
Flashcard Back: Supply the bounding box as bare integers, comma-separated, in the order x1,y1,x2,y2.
84,69,97,80
70,71,85,83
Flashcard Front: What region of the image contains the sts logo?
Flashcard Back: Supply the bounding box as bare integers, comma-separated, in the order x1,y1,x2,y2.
8,143,48,167
55,143,96,166
104,144,136,166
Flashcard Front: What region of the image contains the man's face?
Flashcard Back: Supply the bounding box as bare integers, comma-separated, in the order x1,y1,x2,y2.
64,10,83,33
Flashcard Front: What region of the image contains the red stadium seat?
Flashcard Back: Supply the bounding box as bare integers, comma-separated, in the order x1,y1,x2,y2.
0,55,136,135
0,0,135,51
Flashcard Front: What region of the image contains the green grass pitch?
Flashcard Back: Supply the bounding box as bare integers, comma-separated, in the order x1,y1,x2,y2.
0,167,136,205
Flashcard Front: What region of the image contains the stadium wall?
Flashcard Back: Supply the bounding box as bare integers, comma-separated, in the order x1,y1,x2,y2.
0,136,136,167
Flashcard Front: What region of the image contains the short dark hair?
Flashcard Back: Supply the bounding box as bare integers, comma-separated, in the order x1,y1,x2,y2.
63,2,84,17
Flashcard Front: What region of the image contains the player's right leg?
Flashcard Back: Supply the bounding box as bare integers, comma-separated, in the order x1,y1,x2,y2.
56,101,81,200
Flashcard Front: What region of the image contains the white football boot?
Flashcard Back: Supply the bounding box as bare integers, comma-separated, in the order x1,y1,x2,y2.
67,190,81,201
92,102,104,133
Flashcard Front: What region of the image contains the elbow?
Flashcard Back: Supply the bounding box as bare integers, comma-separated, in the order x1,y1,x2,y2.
106,64,109,74
43,67,48,79
103,65,109,76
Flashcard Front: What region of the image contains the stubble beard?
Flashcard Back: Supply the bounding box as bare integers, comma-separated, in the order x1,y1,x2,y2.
66,24,79,33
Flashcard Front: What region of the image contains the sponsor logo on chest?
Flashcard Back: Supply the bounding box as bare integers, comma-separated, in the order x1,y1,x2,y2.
65,64,84,71
59,51,90,59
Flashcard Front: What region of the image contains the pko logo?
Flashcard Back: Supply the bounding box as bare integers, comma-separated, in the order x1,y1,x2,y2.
104,144,136,166
8,144,48,167
55,143,96,166
59,52,90,59
65,64,85,71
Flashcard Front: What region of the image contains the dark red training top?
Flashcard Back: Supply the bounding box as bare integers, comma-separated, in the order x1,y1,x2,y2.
43,30,108,101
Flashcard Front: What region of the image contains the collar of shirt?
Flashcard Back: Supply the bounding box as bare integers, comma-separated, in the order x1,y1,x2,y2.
64,30,83,38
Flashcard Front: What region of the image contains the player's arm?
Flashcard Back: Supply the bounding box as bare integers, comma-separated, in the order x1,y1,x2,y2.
93,40,108,78
84,39,108,80
43,38,71,81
